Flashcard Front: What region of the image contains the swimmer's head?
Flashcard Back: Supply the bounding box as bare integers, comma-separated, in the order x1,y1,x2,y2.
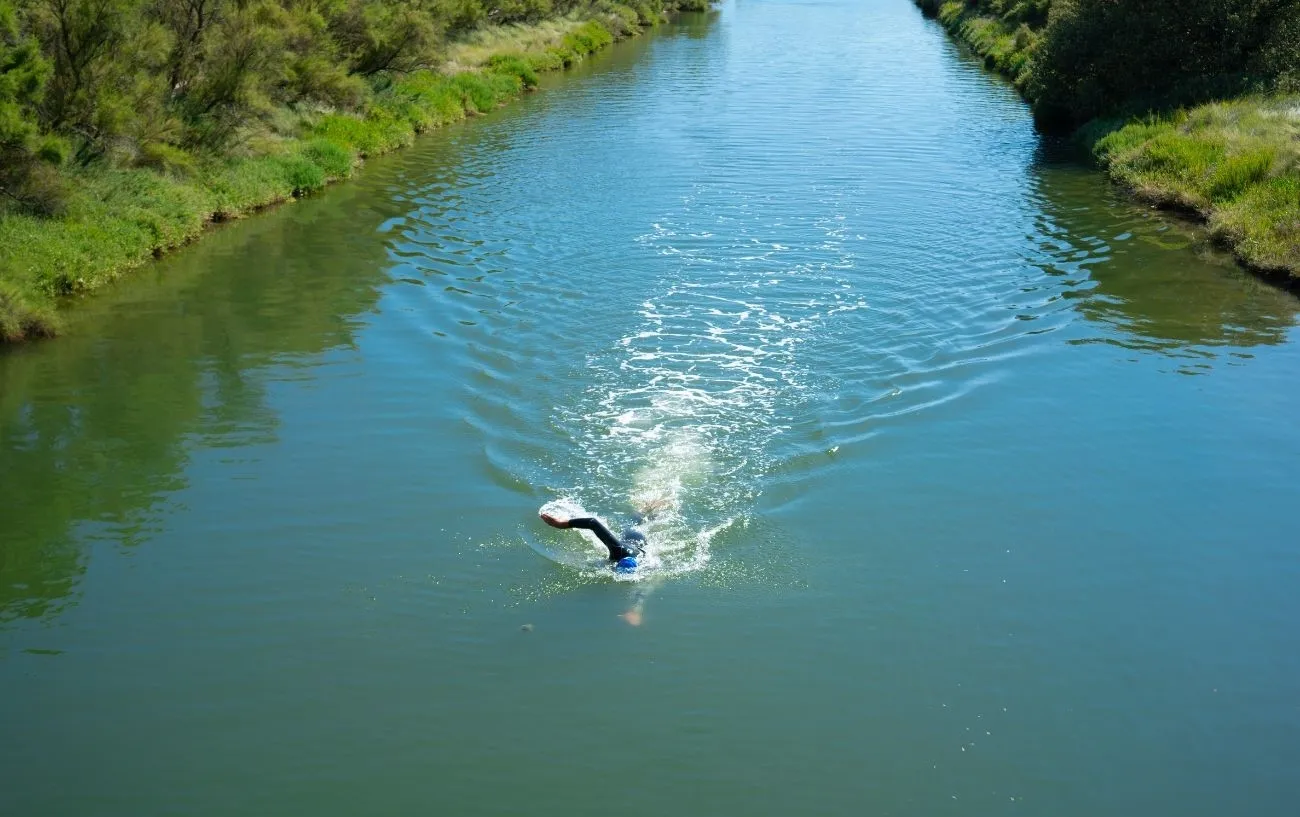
615,556,638,574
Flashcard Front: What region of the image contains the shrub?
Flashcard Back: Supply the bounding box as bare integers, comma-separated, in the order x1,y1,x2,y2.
557,20,614,59
628,2,658,26
525,49,567,72
3,161,70,217
452,70,521,114
0,278,58,342
303,138,355,178
486,54,540,89
35,135,69,165
1030,0,1300,128
391,73,470,127
546,45,577,67
314,113,409,156
205,156,295,217
600,3,641,35
276,153,327,194
137,142,198,177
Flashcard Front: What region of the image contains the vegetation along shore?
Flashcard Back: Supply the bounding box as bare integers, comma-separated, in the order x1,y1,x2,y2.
0,0,710,343
916,0,1300,284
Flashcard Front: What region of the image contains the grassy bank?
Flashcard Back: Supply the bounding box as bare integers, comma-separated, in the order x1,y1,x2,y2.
0,3,708,343
917,0,1300,282
1090,100,1300,275
924,0,1040,90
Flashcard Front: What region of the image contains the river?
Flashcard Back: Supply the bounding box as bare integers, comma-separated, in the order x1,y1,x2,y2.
2,1,1299,814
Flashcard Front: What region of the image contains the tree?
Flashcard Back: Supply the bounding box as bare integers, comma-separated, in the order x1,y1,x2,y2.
0,0,67,213
324,0,453,80
1030,0,1300,127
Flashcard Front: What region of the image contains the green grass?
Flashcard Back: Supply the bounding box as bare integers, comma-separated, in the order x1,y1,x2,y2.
1094,97,1300,275
0,10,653,343
0,277,57,343
1216,175,1300,272
485,54,541,89
935,1,1038,88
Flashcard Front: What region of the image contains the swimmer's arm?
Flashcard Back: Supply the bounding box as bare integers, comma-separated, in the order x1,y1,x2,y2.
540,512,622,557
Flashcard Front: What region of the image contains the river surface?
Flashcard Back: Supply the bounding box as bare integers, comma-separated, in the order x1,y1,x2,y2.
3,1,1300,814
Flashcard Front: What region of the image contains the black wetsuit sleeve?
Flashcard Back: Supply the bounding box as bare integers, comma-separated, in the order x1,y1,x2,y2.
567,517,635,560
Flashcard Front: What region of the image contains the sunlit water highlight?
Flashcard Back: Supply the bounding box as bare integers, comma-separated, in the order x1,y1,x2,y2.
532,203,867,578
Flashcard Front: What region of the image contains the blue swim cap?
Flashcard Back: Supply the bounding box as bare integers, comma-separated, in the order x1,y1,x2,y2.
615,557,638,574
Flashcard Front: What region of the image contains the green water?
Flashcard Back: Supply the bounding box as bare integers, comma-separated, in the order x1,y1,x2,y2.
3,2,1299,813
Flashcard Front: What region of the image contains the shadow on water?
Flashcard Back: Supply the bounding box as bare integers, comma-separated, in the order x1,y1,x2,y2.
1026,141,1300,357
0,180,396,626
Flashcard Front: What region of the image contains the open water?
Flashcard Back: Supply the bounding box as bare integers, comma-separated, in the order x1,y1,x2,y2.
3,2,1299,814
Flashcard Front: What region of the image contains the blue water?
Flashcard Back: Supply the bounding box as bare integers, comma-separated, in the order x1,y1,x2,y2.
3,2,1299,814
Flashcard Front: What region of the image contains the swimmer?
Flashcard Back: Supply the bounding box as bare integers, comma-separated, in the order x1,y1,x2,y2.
539,510,645,573
539,498,671,626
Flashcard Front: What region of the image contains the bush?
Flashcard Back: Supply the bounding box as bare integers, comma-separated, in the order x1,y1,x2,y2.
562,21,614,55
0,278,58,342
137,142,197,177
524,49,566,72
303,138,356,178
35,135,69,165
1029,0,1300,127
314,113,408,156
452,70,521,114
205,156,295,217
276,154,327,194
2,160,70,217
486,54,541,89
599,2,641,34
332,0,441,77
545,45,577,67
391,73,470,127
628,2,658,26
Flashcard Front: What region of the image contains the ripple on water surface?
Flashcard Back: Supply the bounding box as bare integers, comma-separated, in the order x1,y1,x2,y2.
364,9,1103,579
3,3,1300,816
365,0,1300,587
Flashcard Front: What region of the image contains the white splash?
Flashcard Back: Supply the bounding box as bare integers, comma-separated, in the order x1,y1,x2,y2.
543,196,867,579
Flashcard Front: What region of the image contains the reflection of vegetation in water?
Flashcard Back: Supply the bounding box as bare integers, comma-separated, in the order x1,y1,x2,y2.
0,334,196,623
1028,154,1299,354
914,1,1300,278
0,181,392,625
675,6,718,39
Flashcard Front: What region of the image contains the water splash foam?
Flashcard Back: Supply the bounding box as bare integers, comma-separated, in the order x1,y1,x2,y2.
540,198,868,579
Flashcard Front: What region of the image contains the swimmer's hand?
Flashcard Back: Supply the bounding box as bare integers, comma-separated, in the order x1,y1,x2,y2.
540,510,571,529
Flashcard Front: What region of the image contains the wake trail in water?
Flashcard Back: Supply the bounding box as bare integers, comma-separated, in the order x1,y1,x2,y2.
538,194,867,579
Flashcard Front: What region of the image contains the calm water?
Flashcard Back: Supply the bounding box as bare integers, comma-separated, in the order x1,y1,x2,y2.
3,2,1299,814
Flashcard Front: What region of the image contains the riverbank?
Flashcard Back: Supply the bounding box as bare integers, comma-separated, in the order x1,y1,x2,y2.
0,3,709,344
918,1,1300,284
